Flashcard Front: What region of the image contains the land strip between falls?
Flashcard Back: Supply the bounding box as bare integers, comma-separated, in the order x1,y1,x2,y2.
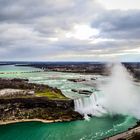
0,78,83,124
0,97,83,125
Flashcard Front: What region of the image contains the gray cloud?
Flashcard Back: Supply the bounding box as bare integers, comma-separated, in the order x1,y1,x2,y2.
92,10,140,39
0,0,140,61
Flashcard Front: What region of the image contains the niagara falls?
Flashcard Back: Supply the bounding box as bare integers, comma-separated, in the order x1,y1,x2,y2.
0,0,140,139
74,62,140,120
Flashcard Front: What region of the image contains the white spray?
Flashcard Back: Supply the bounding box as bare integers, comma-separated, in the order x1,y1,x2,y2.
74,62,140,119
100,62,140,119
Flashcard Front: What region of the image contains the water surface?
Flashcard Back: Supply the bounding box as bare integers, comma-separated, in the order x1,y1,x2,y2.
0,65,138,140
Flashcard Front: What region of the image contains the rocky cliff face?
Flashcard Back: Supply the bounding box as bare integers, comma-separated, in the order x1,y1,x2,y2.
0,97,83,123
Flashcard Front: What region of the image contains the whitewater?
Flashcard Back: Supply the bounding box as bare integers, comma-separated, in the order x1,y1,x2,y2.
74,63,140,119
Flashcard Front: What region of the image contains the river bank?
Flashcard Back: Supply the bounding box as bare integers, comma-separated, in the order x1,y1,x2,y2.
106,125,140,140
0,77,83,125
0,118,75,125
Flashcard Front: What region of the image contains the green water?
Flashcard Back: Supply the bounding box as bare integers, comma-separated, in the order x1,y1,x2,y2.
0,65,41,72
0,116,137,140
0,65,138,140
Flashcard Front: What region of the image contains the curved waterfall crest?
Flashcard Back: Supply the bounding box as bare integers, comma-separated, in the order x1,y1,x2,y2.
74,93,107,117
74,62,140,119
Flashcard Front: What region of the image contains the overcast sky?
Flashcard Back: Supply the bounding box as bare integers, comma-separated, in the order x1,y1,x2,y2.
0,0,140,62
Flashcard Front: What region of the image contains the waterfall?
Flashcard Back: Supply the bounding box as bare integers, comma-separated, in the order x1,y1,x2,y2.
100,62,140,118
74,62,140,119
74,93,107,117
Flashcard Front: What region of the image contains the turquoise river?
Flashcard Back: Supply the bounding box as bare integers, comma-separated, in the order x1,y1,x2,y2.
0,65,139,140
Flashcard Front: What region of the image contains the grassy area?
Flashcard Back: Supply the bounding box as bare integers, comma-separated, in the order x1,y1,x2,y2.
35,89,68,100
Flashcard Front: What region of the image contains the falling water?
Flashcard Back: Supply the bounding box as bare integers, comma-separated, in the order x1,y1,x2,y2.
74,62,140,119
100,62,140,118
74,93,107,117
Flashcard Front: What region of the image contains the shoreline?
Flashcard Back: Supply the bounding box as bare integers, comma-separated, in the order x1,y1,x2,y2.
1,118,140,140
0,118,73,125
106,125,140,140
